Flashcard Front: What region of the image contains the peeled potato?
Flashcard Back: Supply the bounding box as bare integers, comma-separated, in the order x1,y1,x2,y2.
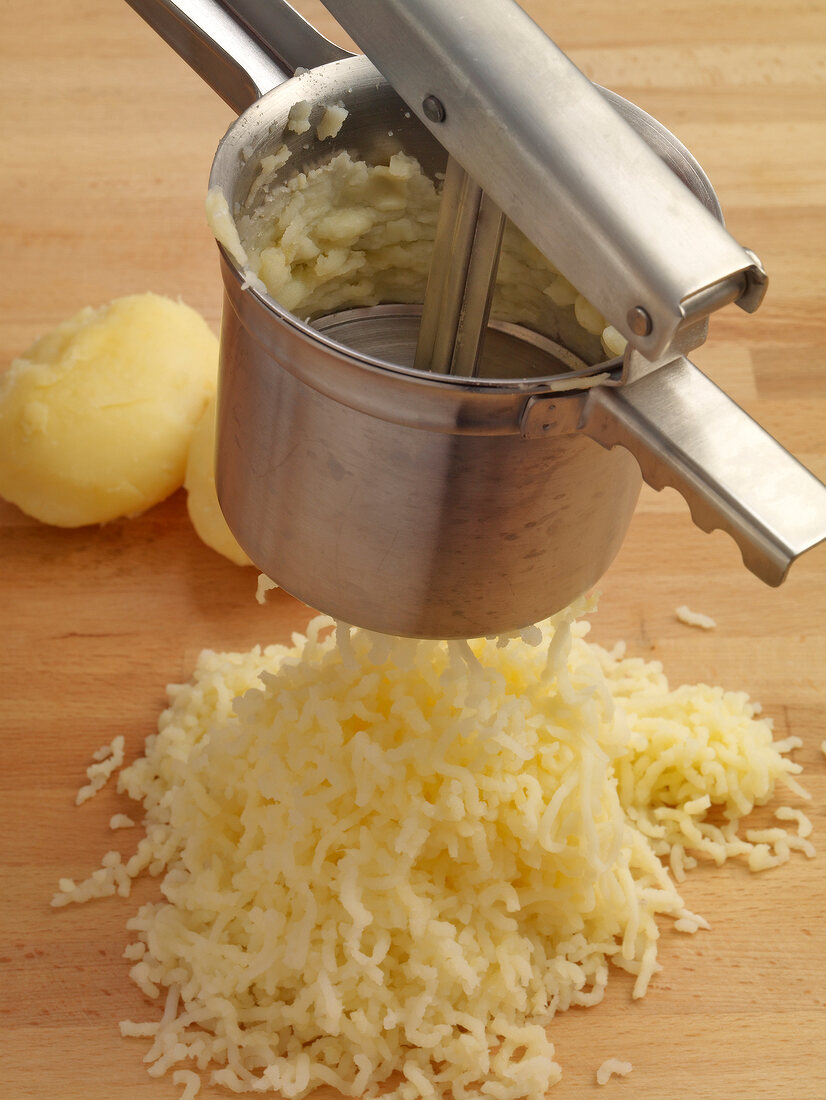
185,394,251,566
0,293,218,526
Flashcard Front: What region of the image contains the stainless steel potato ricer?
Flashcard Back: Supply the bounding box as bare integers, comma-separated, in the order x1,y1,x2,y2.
127,0,826,637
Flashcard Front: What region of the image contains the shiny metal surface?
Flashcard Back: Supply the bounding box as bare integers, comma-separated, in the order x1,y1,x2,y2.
314,306,591,379
414,157,505,377
320,0,767,359
222,0,349,75
581,356,826,585
124,0,305,110
207,64,824,632
216,263,643,637
627,307,653,338
130,0,826,638
206,65,722,377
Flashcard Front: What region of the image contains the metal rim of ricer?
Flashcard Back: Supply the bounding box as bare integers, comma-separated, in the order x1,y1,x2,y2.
209,58,723,399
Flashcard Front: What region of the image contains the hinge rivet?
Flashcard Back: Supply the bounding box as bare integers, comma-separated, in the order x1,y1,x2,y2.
627,306,653,337
422,95,446,123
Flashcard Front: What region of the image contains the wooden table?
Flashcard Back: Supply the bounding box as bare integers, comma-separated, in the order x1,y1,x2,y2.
2,2,824,1097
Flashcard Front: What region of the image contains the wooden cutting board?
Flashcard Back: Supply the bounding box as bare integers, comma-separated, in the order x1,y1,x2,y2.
1,2,824,1097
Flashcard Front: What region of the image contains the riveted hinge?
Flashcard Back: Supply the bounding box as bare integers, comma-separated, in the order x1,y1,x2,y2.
519,392,586,439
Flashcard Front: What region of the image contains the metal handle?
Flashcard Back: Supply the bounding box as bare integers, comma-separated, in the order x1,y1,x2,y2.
580,357,826,584
125,0,349,113
320,0,766,360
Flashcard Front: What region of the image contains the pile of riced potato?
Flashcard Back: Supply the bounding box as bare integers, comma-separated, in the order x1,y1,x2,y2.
53,603,813,1099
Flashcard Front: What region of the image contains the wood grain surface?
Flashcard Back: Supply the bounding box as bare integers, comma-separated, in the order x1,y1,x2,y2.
1,1,825,1097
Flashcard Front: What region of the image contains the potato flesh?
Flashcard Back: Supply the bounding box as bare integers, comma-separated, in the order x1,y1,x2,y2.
0,293,218,527
184,394,251,566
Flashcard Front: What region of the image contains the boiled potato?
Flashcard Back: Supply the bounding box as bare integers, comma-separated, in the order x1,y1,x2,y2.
0,293,218,526
184,394,251,566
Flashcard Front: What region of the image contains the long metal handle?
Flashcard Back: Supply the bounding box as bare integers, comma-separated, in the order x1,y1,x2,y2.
580,358,826,584
124,0,349,113
320,0,766,360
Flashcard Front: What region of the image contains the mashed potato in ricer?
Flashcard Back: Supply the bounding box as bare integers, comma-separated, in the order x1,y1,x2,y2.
0,293,218,526
209,150,627,364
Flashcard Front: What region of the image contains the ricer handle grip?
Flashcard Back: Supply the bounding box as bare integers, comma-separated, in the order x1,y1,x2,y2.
581,358,826,583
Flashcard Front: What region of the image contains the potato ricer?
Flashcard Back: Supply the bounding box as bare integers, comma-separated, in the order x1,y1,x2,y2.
126,0,826,637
